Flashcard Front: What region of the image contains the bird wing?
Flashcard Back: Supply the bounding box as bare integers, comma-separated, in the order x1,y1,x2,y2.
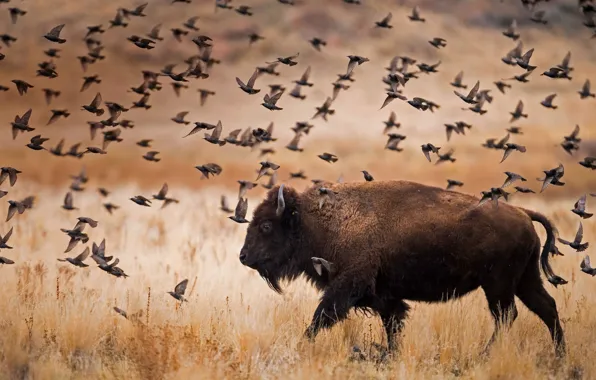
212,120,223,139
48,24,65,38
236,197,248,218
570,124,580,139
300,66,311,82
382,12,392,24
91,92,102,108
76,247,90,261
582,255,591,270
21,108,32,124
561,51,571,68
64,192,73,207
246,68,260,88
158,183,168,198
175,279,189,295
544,93,557,103
575,222,584,245
1,226,13,244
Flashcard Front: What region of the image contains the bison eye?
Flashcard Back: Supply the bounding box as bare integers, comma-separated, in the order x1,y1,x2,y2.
260,221,272,234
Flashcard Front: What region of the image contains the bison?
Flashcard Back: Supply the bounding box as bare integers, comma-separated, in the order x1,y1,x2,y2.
239,180,567,356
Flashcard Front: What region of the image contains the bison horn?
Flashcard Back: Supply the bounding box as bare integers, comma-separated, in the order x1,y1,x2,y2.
276,184,285,217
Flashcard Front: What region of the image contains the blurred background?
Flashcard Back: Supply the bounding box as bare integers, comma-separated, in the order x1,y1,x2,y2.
1,0,595,202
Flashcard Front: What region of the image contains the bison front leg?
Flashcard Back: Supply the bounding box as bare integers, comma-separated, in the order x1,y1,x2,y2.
379,300,410,352
304,273,374,342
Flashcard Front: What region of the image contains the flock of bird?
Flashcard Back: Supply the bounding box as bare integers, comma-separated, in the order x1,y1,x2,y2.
0,0,596,320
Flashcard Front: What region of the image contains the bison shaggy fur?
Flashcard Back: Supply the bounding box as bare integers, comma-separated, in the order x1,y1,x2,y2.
239,180,566,356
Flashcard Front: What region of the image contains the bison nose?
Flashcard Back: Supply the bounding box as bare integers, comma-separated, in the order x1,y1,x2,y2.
239,248,248,265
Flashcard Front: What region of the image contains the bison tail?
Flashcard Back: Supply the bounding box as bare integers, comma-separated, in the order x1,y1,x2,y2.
524,209,568,287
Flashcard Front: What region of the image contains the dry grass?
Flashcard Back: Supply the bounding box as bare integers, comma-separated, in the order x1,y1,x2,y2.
1,0,596,378
0,188,595,380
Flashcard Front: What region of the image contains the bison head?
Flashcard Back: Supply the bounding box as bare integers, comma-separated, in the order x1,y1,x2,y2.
239,184,301,293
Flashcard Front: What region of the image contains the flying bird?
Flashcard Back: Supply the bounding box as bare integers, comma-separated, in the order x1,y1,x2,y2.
558,222,589,252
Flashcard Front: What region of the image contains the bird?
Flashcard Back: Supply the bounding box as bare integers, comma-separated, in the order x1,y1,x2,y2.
494,81,512,94
454,81,480,104
375,12,392,28
580,255,596,276
579,157,596,170
428,37,447,48
171,111,190,125
294,66,313,87
142,151,161,162
130,196,151,207
450,71,467,89
44,24,66,43
540,94,558,109
572,195,593,219
62,192,77,211
309,37,327,51
501,143,526,163
361,171,374,182
446,180,464,190
168,279,189,302
311,257,334,277
195,163,223,180
236,69,261,94
537,164,565,193
262,90,284,111
578,80,595,99
421,143,440,162
204,121,226,145
503,19,520,40
0,167,21,187
515,186,535,194
509,100,528,122
317,187,338,209
346,55,370,76
318,153,338,163
82,93,104,116
12,80,34,96
266,53,299,66
229,198,249,223
313,97,335,121
57,247,90,268
256,162,280,181
558,222,589,252
0,227,13,249
26,135,49,151
408,5,425,22
502,172,527,188
285,133,304,152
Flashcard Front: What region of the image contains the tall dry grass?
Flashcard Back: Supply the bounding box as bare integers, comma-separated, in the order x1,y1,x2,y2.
0,188,595,379
1,0,596,378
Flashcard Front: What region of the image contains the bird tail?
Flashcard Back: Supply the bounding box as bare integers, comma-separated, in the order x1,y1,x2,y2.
523,209,567,287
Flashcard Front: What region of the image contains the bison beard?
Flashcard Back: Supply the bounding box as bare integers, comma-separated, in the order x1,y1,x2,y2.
239,180,567,357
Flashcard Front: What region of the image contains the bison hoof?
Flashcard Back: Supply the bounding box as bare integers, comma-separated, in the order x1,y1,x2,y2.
303,327,316,343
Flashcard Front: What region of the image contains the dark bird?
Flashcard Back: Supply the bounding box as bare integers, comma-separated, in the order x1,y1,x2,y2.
501,143,526,163
428,37,446,48
42,88,61,105
312,97,335,121
294,66,313,87
82,92,104,116
408,5,425,22
375,12,392,28
0,257,14,265
494,80,512,94
26,135,49,151
503,19,520,40
171,28,188,42
130,196,151,207
572,194,593,219
127,35,155,49
266,53,299,66
44,24,66,43
235,5,253,16
256,161,280,181
564,124,581,144
236,68,261,94
421,143,440,162
309,37,327,51
454,80,479,104
346,55,370,76
47,110,70,126
383,111,400,133
6,200,27,222
540,94,558,109
103,203,119,214
516,48,536,71
436,149,456,165
168,279,189,302
262,172,278,190
331,81,350,101
361,171,374,182
204,120,226,145
220,195,234,213
450,71,467,89
143,151,161,162
11,108,34,139
312,257,334,278
285,133,304,152
578,79,595,99
248,32,265,45
558,222,589,252
318,153,338,163
262,90,284,111
380,77,407,109
183,16,200,31
580,255,596,276
171,111,190,125
0,167,21,187
237,181,257,199
478,187,510,209
12,80,34,96
446,179,463,190
136,139,152,148
229,197,249,223
198,89,215,106
57,247,90,268
506,126,523,135
0,227,13,249
506,69,535,83
509,100,527,122
515,186,535,194
502,171,527,188
537,164,565,193
61,192,77,211
195,163,223,179
579,157,596,170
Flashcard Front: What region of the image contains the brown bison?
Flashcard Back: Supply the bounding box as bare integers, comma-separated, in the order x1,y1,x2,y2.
239,180,567,356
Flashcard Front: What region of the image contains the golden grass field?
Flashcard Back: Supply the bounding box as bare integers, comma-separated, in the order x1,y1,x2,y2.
1,0,596,378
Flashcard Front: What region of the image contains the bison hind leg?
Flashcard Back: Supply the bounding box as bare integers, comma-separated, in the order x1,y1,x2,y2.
481,285,518,356
515,266,566,357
